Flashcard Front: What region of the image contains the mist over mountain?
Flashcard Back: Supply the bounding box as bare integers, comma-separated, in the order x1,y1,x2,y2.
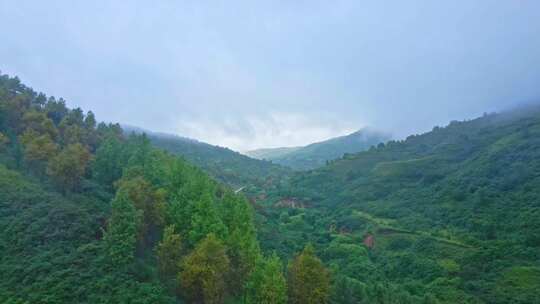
122,125,290,188
2,72,540,303
246,128,390,170
2,1,540,303
245,146,302,160
2,1,539,150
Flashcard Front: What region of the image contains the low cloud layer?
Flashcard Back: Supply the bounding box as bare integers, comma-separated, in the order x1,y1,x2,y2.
1,1,539,151
174,112,359,152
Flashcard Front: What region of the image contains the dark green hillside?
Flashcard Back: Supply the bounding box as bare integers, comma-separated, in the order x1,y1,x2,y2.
258,107,540,303
3,71,539,303
247,128,389,170
0,164,174,303
0,73,299,303
125,127,291,190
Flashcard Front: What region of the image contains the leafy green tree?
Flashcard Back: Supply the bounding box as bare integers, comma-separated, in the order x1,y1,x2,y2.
18,110,59,173
162,159,196,233
115,176,166,246
44,97,68,125
60,123,84,145
3,93,30,132
57,108,93,146
155,225,182,297
221,192,260,294
21,110,58,139
19,130,58,172
62,107,85,126
188,191,227,246
34,92,47,107
46,143,91,192
97,122,123,140
330,276,366,304
125,134,168,186
83,111,99,150
287,245,331,304
104,191,142,267
180,234,230,304
245,253,287,304
157,225,183,281
92,135,127,187
84,110,97,129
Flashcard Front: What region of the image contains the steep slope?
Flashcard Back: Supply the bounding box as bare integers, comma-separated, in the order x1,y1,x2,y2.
0,73,272,303
0,164,176,303
258,106,540,303
247,128,390,170
123,126,291,189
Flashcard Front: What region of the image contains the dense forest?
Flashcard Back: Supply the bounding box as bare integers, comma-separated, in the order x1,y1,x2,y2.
257,107,540,303
0,73,327,303
123,126,291,190
1,72,539,303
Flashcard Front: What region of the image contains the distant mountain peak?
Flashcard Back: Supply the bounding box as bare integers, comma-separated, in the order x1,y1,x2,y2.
246,128,391,170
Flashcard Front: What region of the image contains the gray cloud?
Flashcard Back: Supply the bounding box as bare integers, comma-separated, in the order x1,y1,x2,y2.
1,1,540,151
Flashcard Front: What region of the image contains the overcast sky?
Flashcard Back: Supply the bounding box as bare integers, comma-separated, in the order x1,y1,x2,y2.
1,1,540,151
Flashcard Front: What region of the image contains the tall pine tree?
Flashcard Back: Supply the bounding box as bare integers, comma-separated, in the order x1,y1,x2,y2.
221,191,260,294
188,191,227,246
103,191,141,268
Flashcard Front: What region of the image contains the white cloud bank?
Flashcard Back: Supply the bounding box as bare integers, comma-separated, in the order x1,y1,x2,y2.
174,112,360,152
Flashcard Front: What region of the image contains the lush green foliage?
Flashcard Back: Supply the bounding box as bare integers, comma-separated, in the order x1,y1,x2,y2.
156,225,183,283
104,190,142,267
127,127,292,189
179,234,230,303
245,253,288,304
256,107,540,303
0,73,328,303
3,72,539,303
287,245,331,304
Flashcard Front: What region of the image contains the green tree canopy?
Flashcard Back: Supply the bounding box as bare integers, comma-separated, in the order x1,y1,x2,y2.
245,253,287,304
92,134,127,187
188,191,227,246
287,245,331,304
179,233,230,304
115,176,165,244
104,191,142,268
221,191,260,294
46,143,91,192
157,225,183,292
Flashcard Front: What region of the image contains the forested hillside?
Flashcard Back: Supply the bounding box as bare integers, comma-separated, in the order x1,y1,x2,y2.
2,72,539,303
0,73,329,303
257,107,540,303
247,129,389,170
124,126,291,190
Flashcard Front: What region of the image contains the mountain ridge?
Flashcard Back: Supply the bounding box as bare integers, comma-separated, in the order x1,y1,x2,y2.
122,125,291,189
246,128,391,170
